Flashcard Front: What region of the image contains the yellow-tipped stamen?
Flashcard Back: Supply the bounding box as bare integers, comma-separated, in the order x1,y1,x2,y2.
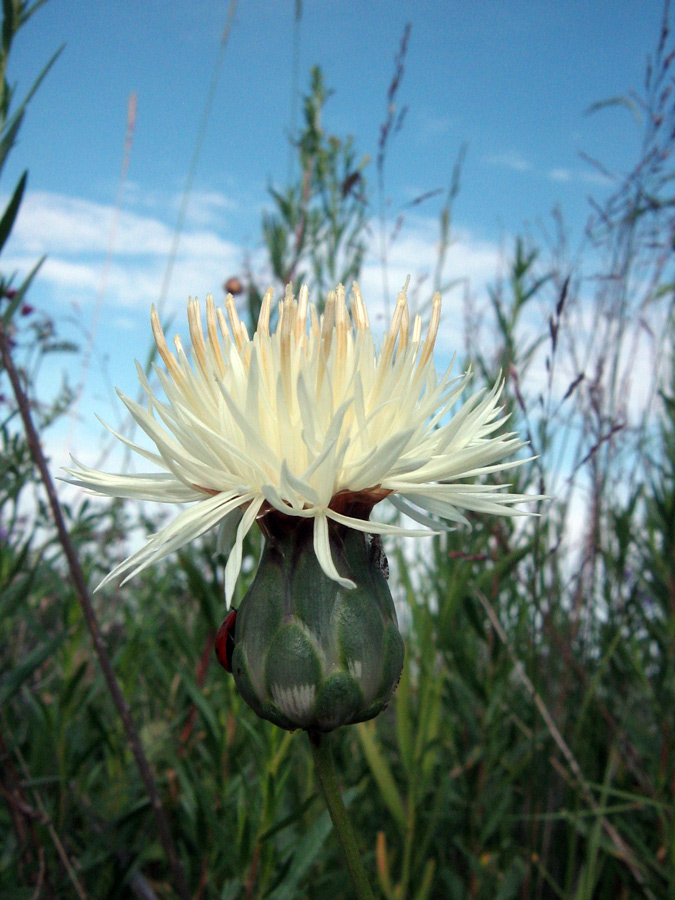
398,301,409,352
65,279,538,605
151,305,183,384
173,334,189,373
216,308,232,356
384,289,408,358
411,313,422,347
334,284,349,400
418,292,441,373
370,287,408,406
257,287,273,337
206,294,226,378
187,297,209,378
225,293,246,354
351,282,369,331
309,303,320,340
317,289,337,396
280,286,295,408
296,284,309,344
321,290,336,355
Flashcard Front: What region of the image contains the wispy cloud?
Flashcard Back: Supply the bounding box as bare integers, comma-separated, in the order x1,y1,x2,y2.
417,112,454,143
3,184,509,396
547,167,612,187
12,189,506,488
9,191,240,257
548,167,573,183
357,215,504,359
4,189,505,322
485,153,612,189
3,190,245,313
484,151,532,173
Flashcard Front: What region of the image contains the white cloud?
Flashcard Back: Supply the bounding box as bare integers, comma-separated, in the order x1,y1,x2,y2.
485,152,532,173
2,189,244,313
4,189,503,321
549,167,573,183
547,166,612,187
11,192,166,255
417,113,454,142
3,185,510,467
484,156,612,189
111,315,138,331
308,220,497,374
182,189,239,226
9,190,241,259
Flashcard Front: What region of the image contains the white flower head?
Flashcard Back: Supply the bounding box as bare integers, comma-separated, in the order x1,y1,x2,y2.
65,281,536,605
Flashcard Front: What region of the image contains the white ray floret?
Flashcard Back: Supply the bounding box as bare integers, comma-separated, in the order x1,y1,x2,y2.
64,280,538,605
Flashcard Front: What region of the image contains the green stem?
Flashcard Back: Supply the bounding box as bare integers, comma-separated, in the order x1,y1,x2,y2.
308,731,376,900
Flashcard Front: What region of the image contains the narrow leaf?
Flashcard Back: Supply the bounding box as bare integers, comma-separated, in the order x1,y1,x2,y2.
0,169,26,253
357,721,406,829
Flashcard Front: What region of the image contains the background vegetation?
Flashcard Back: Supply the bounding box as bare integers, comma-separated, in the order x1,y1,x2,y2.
2,1,675,898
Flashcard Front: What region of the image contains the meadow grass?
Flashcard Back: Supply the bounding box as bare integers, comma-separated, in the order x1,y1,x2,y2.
2,2,675,898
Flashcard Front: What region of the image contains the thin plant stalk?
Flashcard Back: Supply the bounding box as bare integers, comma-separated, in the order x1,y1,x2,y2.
155,0,238,319
0,320,192,900
308,731,376,900
474,588,654,899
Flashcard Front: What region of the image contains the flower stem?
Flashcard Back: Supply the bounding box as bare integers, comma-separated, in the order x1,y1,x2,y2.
308,731,376,900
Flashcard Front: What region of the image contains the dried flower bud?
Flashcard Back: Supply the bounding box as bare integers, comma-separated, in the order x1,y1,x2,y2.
223,277,244,295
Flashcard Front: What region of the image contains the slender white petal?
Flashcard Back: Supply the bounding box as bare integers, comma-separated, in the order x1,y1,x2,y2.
280,460,322,509
96,491,249,592
64,462,201,503
345,428,415,491
388,494,467,529
216,508,242,556
313,514,355,589
67,282,540,595
224,497,264,608
326,508,435,537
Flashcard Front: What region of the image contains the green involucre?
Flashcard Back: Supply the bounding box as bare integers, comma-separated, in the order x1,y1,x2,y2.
230,517,404,732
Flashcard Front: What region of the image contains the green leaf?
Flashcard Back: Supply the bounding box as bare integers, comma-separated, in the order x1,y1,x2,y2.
413,859,436,900
356,721,406,829
0,630,64,704
2,253,45,325
0,106,23,175
395,654,414,777
0,169,26,253
180,673,221,746
270,787,359,900
2,0,14,54
0,45,63,177
219,880,244,900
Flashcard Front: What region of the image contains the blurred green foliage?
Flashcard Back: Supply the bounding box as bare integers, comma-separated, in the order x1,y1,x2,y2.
3,2,675,899
245,65,369,325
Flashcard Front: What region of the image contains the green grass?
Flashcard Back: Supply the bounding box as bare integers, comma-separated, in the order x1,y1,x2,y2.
2,1,675,897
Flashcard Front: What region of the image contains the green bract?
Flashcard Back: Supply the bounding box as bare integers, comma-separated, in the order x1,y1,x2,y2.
231,514,404,732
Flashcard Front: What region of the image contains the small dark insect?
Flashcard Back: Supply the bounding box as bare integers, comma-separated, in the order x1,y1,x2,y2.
214,609,237,673
341,171,362,198
369,534,389,580
223,277,244,296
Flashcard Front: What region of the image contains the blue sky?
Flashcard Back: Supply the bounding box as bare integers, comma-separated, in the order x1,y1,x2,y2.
1,0,667,471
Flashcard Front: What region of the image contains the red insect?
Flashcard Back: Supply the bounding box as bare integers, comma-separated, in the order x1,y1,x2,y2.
214,609,237,673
